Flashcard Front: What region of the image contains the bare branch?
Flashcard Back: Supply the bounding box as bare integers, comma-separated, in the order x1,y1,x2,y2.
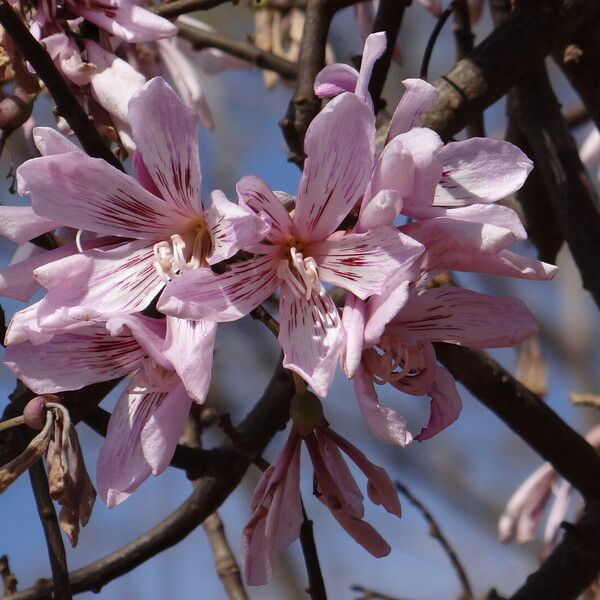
0,556,17,596
153,0,233,17
299,502,327,600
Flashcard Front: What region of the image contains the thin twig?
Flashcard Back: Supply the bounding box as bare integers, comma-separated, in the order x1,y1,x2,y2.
7,361,294,600
367,0,410,112
280,0,335,165
176,19,298,80
152,0,232,17
351,585,410,600
299,501,327,600
27,457,72,600
0,0,122,170
571,393,600,410
0,556,17,596
420,3,455,81
563,103,589,128
250,304,280,337
395,481,473,599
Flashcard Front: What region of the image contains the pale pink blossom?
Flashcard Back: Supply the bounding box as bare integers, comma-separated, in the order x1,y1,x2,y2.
242,394,401,585
15,77,264,328
158,91,424,397
499,425,600,551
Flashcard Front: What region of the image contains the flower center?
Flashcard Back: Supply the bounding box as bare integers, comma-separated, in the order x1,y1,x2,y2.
130,358,180,394
277,235,321,300
153,219,212,283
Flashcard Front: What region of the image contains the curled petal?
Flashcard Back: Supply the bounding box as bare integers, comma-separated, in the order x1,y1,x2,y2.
388,79,439,139
314,64,359,99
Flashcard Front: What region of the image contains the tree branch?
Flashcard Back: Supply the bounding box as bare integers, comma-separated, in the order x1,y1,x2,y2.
176,19,298,80
6,360,294,600
153,0,233,17
0,0,122,170
299,502,327,600
422,0,600,139
434,344,600,502
0,555,18,596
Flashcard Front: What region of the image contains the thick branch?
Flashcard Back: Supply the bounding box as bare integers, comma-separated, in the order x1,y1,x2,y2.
7,361,294,600
0,1,122,169
422,0,600,139
509,503,600,600
434,344,600,502
508,63,600,307
176,20,298,80
555,17,600,131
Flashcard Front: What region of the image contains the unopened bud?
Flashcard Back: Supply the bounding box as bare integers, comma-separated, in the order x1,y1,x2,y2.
23,395,57,430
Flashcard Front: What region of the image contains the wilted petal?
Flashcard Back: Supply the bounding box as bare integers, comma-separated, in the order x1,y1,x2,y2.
205,189,268,265
163,317,216,403
17,152,187,239
294,93,374,241
140,382,192,475
158,254,279,321
80,0,178,43
279,286,345,398
433,138,533,207
415,365,462,441
4,323,145,394
392,287,539,348
0,206,60,244
312,228,423,300
363,280,411,347
388,79,439,139
353,364,411,446
34,240,163,327
128,77,202,215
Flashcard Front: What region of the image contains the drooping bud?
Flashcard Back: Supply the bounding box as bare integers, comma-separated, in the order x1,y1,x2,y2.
22,395,54,430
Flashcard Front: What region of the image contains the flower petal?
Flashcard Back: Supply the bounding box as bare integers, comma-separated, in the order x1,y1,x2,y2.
363,280,411,347
0,206,60,244
4,323,145,394
236,175,293,244
163,317,216,403
415,365,462,441
128,77,202,215
368,135,415,201
433,138,533,207
314,63,359,99
279,286,345,398
341,294,366,378
158,254,279,321
140,382,192,475
206,189,268,265
34,240,164,328
312,228,423,300
353,364,412,447
17,152,186,239
388,78,439,139
32,126,82,155
354,32,387,105
392,287,539,348
294,93,374,241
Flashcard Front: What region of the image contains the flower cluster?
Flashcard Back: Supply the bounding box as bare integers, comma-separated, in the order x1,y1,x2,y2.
0,32,555,585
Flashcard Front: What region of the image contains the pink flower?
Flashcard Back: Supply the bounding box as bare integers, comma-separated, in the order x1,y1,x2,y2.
158,91,424,397
4,311,216,506
15,77,265,328
499,425,600,551
242,393,401,585
353,283,539,445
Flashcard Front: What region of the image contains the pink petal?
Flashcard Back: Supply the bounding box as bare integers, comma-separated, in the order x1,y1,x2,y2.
4,323,145,394
79,0,178,43
32,126,82,155
158,254,279,321
543,479,572,547
388,79,439,139
163,317,216,403
314,64,359,99
498,463,556,543
433,138,533,207
395,127,444,211
417,0,443,17
140,382,192,474
322,427,402,516
34,240,164,328
357,189,403,230
278,286,345,398
312,228,423,300
17,152,187,239
341,294,366,378
354,32,387,105
415,365,462,441
236,175,293,244
0,206,60,244
5,301,54,346
128,77,202,215
353,364,412,446
392,287,539,348
368,135,415,201
205,189,268,265
133,150,162,197
363,280,411,347
294,93,374,241
473,250,559,281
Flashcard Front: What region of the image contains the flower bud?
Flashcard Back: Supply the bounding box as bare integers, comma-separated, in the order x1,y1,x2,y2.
22,396,48,430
